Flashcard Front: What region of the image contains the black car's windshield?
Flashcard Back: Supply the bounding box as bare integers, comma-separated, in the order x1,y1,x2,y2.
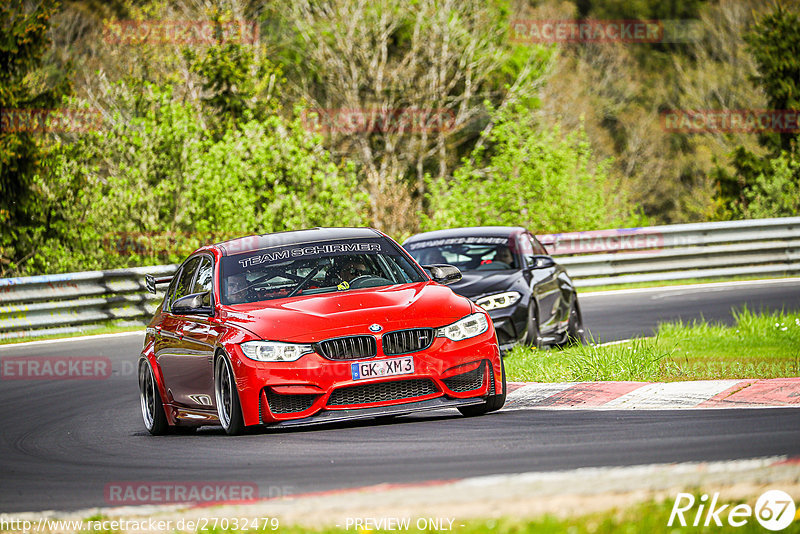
220,237,425,304
405,236,518,271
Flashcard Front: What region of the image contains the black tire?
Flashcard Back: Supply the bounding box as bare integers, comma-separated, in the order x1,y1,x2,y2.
564,297,588,346
139,359,169,435
458,359,507,417
525,303,543,349
214,354,246,435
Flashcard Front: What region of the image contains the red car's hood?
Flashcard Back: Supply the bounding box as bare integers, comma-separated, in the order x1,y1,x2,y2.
220,282,472,342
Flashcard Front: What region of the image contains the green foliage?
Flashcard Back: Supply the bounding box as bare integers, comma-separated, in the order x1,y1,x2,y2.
714,4,800,217
184,15,283,134
739,152,800,217
27,85,368,274
744,3,800,153
0,0,70,275
423,106,641,234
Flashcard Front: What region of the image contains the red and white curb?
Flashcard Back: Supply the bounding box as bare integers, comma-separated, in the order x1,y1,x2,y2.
505,378,800,410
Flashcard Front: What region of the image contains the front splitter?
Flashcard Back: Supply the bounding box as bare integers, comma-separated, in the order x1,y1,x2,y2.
263,396,485,428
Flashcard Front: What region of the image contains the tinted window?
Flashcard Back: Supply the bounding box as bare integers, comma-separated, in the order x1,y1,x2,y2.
163,271,181,312
191,256,213,306
405,236,517,271
220,238,425,304
530,235,548,255
173,256,201,303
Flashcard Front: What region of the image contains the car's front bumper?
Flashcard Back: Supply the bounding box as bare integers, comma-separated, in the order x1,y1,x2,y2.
230,332,501,426
486,305,528,353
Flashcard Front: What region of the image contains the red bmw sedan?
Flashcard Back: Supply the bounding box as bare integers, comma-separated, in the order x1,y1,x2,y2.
139,228,505,435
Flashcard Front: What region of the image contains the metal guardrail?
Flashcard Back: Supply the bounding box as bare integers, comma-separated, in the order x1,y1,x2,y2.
0,265,177,340
541,217,800,287
1,217,799,339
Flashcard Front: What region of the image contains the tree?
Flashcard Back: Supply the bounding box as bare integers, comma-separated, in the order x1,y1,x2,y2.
0,0,70,275
272,0,552,236
714,3,800,217
423,105,640,234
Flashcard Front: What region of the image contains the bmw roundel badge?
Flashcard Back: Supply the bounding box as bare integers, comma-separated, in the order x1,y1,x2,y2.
369,324,383,333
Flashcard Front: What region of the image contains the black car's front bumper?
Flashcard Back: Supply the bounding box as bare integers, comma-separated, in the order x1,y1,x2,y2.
486,305,528,354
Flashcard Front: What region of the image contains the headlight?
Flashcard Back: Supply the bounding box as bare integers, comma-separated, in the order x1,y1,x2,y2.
436,312,489,341
476,291,521,311
240,341,313,362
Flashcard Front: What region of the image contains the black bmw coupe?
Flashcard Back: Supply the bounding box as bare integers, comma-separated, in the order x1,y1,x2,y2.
404,227,586,353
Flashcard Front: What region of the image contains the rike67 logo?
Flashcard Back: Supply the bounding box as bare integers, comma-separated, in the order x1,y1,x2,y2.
669,490,797,531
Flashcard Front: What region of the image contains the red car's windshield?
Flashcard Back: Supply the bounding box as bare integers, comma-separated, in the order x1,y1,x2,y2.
220,237,426,304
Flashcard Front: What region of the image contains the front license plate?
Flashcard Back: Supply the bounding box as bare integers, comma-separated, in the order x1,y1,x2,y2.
351,356,414,381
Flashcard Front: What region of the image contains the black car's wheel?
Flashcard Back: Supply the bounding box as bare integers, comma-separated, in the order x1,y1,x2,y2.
214,354,245,435
458,359,506,417
139,359,169,435
525,303,543,349
564,298,588,345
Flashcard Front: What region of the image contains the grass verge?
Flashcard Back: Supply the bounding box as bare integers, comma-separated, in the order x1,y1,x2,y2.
505,307,800,382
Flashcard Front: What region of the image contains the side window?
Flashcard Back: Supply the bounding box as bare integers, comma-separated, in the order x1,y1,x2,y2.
530,235,548,256
173,257,201,303
519,234,536,267
163,269,181,312
192,256,213,306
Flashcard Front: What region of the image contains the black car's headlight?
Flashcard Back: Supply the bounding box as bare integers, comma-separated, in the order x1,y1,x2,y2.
476,291,521,311
436,312,489,341
240,341,313,362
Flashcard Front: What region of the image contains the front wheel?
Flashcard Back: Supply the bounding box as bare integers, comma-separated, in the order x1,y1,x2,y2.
525,304,543,349
214,354,246,435
458,359,507,417
564,298,588,345
139,359,168,435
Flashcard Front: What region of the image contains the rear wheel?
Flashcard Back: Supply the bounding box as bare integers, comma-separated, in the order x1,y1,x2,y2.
139,359,168,435
214,354,246,435
458,359,506,417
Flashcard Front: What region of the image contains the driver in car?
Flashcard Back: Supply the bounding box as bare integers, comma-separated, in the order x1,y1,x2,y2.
338,259,369,283
225,273,251,302
492,246,515,268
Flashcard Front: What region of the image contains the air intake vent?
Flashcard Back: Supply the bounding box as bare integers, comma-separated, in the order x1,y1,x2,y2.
442,362,485,393
317,336,377,360
382,328,434,355
327,379,437,406
264,389,318,414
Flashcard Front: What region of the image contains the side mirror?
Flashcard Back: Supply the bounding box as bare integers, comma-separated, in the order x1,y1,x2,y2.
528,255,555,269
172,291,213,315
423,264,463,285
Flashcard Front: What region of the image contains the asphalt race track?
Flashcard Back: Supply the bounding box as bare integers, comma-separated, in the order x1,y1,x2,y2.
1,279,799,513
